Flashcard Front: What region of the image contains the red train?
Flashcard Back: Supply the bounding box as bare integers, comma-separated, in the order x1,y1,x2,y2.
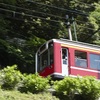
35,39,100,79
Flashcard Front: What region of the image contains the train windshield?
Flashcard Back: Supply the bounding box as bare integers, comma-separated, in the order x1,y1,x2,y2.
36,41,53,72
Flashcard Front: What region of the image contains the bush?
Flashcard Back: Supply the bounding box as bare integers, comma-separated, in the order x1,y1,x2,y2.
54,77,80,100
54,76,100,100
0,65,23,90
19,73,50,93
77,76,100,100
0,89,59,100
0,65,51,93
30,92,59,100
1,65,100,100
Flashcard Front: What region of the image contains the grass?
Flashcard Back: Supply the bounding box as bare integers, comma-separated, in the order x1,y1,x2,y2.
0,89,59,100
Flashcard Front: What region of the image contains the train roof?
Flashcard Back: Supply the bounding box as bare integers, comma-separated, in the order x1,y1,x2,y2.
51,39,100,51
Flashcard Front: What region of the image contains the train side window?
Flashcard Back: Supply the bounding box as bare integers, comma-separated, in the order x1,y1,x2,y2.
62,49,68,64
90,54,100,70
48,42,53,65
75,50,87,68
40,50,48,70
38,41,53,71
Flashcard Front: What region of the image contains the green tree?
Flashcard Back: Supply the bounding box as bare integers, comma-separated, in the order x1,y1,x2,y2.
0,0,100,73
0,65,22,90
54,76,100,100
89,2,100,45
18,73,50,93
77,76,100,100
54,77,80,100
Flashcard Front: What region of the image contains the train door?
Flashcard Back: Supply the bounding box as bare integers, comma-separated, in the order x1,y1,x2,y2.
62,48,68,76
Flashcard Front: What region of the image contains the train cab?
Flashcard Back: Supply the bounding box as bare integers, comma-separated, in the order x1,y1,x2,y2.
35,39,100,79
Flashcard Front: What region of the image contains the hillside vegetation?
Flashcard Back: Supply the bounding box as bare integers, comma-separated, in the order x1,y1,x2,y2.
0,1,100,99
0,90,59,100
0,0,100,73
0,65,100,100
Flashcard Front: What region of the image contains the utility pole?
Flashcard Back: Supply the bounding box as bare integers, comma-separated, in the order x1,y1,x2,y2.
72,16,78,41
66,15,72,41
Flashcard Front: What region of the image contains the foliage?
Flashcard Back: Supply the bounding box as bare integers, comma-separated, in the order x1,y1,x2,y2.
0,65,100,100
54,77,80,100
77,76,100,100
0,89,59,100
89,2,100,45
0,65,23,90
54,76,100,100
18,73,50,93
89,2,100,30
0,65,51,93
0,0,100,73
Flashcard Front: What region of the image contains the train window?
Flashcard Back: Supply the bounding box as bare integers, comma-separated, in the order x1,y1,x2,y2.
48,47,53,65
40,44,46,52
38,41,53,72
90,54,100,70
62,48,68,64
40,50,48,70
75,50,87,68
48,42,53,65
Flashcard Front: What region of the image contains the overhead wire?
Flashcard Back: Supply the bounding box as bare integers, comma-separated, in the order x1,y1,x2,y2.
74,1,95,8
25,0,99,40
0,7,96,32
6,14,96,33
0,1,99,39
0,12,63,39
6,15,62,29
84,28,100,41
0,2,96,25
0,1,99,28
0,8,62,23
0,2,65,20
0,7,97,33
25,0,88,16
76,19,92,25
77,26,96,31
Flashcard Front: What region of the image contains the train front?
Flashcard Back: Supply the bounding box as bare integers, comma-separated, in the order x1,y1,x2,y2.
35,40,54,77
